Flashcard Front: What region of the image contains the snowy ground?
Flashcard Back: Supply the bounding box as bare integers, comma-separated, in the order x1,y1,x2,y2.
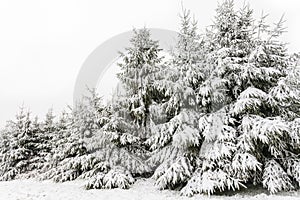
0,178,300,200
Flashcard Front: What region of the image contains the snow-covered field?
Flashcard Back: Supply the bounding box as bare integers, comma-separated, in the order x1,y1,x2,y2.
0,178,300,200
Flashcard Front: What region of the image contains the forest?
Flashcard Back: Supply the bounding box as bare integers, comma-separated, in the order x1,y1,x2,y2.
1,0,300,197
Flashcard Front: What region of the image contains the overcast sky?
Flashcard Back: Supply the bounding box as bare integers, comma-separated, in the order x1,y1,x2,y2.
0,0,299,126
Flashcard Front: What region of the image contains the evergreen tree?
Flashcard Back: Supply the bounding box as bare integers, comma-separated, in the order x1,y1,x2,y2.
117,28,163,138
0,107,44,180
40,94,100,182
181,1,300,196
41,89,140,189
84,28,163,189
145,9,205,190
101,28,165,175
34,109,56,174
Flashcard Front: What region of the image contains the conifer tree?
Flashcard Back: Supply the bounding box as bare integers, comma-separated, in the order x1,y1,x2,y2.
181,1,300,196
117,28,163,139
40,93,102,182
0,107,44,180
84,28,163,189
145,9,205,190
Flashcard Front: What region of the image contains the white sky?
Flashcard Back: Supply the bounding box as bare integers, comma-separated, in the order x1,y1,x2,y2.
0,0,300,126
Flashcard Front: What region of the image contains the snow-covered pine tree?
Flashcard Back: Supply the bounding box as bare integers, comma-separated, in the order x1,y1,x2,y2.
31,109,57,174
197,0,254,110
0,107,45,180
66,88,104,156
181,2,257,196
84,28,163,189
182,1,300,196
117,28,163,138
22,114,56,178
41,90,105,182
84,96,149,189
48,110,69,163
31,108,74,179
188,5,257,195
234,11,300,194
145,8,205,190
36,88,137,188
